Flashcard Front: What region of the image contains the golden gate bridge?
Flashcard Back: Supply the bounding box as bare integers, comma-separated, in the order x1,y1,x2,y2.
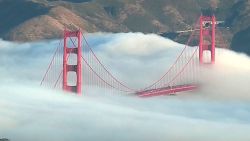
40,15,228,97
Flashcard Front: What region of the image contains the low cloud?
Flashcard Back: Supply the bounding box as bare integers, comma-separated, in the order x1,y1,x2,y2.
0,33,250,141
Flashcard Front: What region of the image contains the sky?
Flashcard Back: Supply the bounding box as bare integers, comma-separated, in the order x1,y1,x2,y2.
0,33,250,141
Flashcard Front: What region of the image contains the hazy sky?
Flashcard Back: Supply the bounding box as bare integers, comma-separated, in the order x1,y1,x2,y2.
0,33,250,141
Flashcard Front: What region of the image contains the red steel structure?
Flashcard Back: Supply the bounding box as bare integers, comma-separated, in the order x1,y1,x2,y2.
41,15,229,97
63,30,82,94
199,15,216,64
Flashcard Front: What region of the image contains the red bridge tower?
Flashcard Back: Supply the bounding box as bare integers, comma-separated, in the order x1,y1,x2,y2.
199,15,216,64
63,30,82,94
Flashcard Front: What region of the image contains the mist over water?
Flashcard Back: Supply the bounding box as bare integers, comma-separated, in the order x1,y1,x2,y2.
0,33,250,141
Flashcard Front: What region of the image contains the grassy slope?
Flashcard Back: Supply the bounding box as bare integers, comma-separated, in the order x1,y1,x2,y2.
231,27,250,55
0,0,50,35
0,0,249,56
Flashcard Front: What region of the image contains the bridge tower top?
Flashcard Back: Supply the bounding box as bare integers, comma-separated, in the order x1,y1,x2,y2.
63,30,82,94
199,15,216,64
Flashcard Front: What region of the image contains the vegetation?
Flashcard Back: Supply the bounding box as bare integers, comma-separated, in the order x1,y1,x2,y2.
0,0,249,55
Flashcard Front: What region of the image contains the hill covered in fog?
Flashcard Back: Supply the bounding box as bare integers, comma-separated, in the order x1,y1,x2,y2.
0,0,249,55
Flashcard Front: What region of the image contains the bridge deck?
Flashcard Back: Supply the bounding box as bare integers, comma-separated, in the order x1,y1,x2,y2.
136,84,198,97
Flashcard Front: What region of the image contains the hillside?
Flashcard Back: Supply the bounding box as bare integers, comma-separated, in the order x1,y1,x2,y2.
0,0,249,55
227,0,250,55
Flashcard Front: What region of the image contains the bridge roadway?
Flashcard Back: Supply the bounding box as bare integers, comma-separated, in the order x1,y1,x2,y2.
136,84,198,97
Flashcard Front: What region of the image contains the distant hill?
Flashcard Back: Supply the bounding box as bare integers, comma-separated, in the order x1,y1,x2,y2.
227,0,250,55
0,0,249,55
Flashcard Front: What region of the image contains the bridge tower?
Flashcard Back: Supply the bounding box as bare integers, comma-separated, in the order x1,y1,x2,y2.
199,15,216,64
63,30,82,94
